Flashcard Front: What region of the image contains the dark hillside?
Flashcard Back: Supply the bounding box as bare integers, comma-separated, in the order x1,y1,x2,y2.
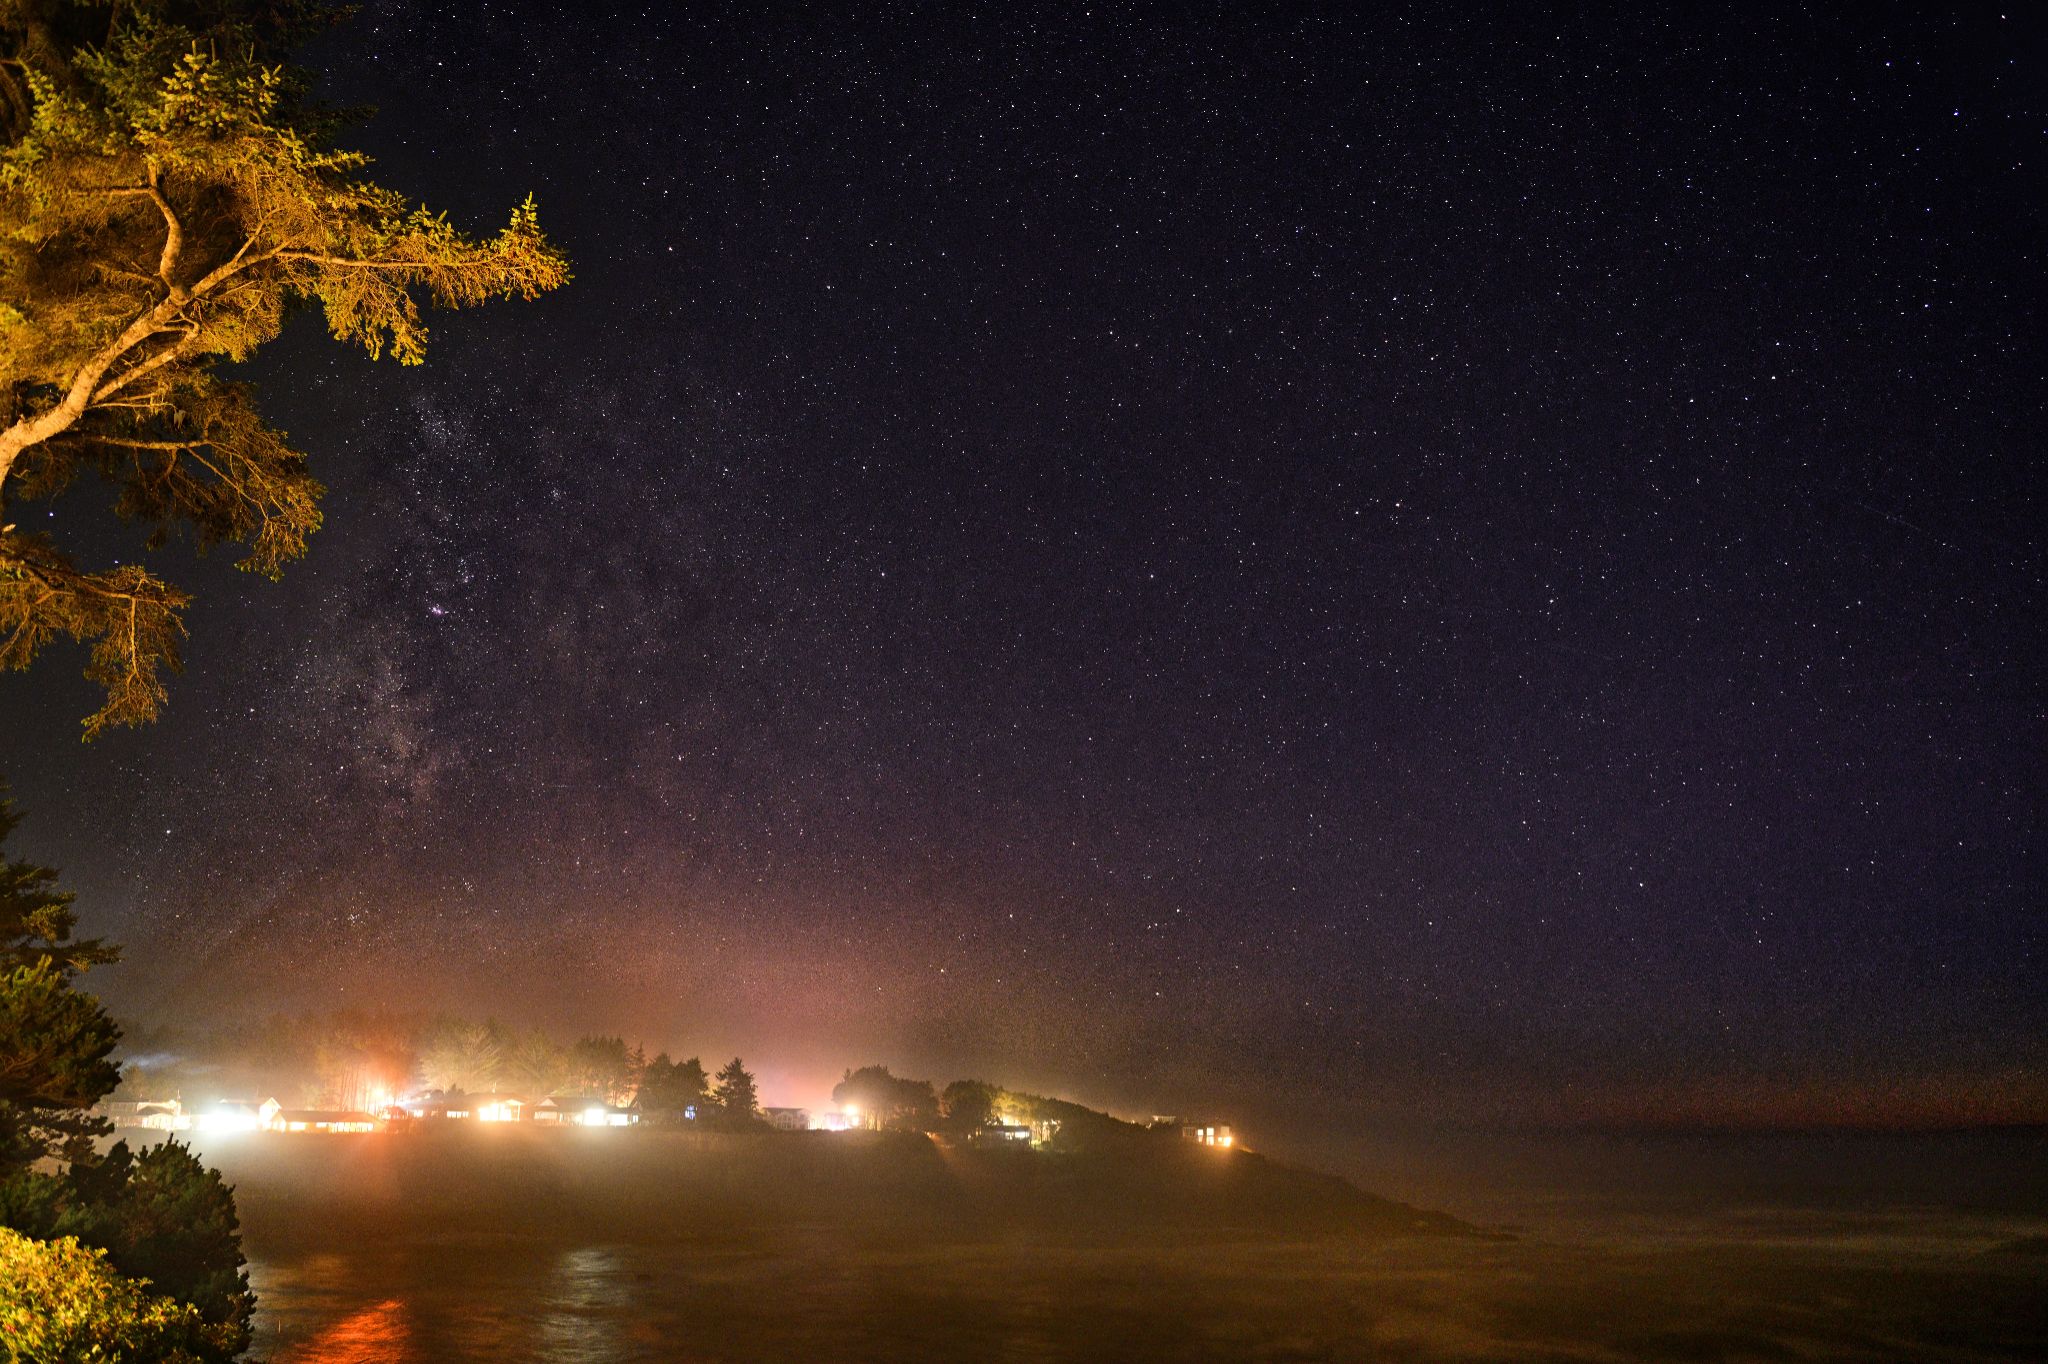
166,1124,1477,1244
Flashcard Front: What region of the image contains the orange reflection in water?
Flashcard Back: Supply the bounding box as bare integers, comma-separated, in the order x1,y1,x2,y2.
286,1297,414,1364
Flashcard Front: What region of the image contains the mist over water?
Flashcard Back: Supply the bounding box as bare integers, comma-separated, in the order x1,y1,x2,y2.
169,1125,2048,1363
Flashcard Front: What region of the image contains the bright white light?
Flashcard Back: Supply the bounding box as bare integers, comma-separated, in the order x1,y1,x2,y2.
583,1106,608,1126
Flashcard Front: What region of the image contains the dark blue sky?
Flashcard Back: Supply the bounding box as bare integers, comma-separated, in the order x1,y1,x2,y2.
5,2,2040,1130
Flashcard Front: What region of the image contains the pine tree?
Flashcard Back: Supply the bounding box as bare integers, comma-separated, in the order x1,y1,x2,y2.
0,786,119,1170
0,782,115,976
1,0,569,735
710,1056,759,1126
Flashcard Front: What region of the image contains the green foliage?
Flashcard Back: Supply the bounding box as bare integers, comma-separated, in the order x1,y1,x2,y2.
7,1141,253,1361
94,1142,250,1351
1,0,569,736
0,785,115,977
0,959,120,1171
0,793,250,1356
0,1225,236,1364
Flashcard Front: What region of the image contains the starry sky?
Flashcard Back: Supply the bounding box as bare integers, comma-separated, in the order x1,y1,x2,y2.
3,2,2042,1135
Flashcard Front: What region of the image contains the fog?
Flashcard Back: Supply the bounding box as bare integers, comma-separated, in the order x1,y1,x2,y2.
112,1123,2048,1362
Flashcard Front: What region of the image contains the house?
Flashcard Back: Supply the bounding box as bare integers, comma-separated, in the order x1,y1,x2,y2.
267,1109,378,1133
399,1089,479,1120
988,1111,1060,1147
97,1099,187,1131
763,1107,809,1132
464,1093,530,1123
398,1090,452,1119
533,1095,638,1127
971,1123,1034,1145
1181,1122,1233,1148
197,1098,280,1133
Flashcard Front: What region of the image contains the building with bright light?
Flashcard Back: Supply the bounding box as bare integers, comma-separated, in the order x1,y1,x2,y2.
268,1108,378,1133
763,1107,809,1131
464,1093,530,1122
532,1095,639,1127
197,1098,279,1133
1181,1123,1233,1148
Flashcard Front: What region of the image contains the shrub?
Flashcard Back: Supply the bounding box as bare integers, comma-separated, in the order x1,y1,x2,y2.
0,1227,236,1363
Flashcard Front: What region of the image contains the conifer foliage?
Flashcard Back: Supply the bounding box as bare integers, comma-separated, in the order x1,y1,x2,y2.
1,0,569,735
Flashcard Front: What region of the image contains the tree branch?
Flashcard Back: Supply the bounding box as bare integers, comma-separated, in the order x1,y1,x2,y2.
142,166,188,299
90,330,198,404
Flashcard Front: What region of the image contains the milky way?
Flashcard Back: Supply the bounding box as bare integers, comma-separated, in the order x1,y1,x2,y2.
4,3,2040,1133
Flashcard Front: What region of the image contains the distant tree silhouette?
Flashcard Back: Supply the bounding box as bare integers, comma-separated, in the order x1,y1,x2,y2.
833,1065,939,1132
308,1010,416,1110
507,1026,567,1096
636,1053,708,1123
419,1021,503,1094
710,1057,760,1127
940,1080,999,1134
566,1036,636,1103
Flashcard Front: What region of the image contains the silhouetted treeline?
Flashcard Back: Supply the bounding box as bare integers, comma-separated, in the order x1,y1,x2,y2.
114,1012,750,1123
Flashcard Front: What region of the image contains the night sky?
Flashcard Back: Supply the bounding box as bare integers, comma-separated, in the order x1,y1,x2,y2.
3,3,2041,1136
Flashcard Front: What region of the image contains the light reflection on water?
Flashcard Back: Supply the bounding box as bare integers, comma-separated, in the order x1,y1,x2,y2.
242,1212,2048,1364
223,1125,2048,1363
279,1298,410,1364
535,1247,646,1363
249,1242,570,1363
252,1243,672,1363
